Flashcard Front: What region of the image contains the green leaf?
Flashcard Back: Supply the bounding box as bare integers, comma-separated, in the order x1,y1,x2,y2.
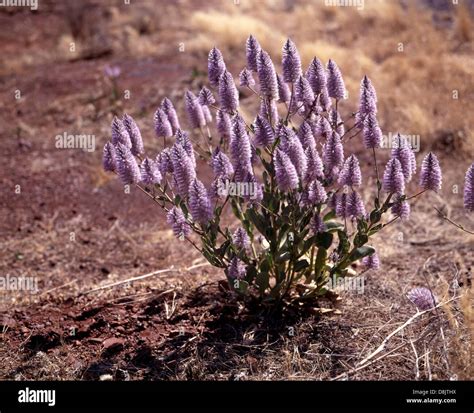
246,208,267,236
367,223,383,236
276,251,291,262
294,259,309,272
369,209,382,224
315,232,333,249
255,271,269,294
323,210,336,221
325,221,344,232
349,245,376,262
314,247,328,281
353,233,369,248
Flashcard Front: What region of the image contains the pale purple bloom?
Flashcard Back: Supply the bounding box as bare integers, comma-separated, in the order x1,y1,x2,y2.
246,35,261,72
298,121,315,150
111,116,131,148
277,74,291,103
347,190,366,218
358,76,377,117
102,142,116,172
311,213,326,234
391,134,415,183
419,152,442,192
318,87,332,112
104,64,121,79
198,87,215,106
274,149,299,192
115,142,141,185
282,38,302,83
391,194,411,220
323,131,345,173
286,135,308,180
383,158,405,194
362,252,380,270
407,287,436,311
326,59,346,100
219,70,239,112
464,163,474,211
156,148,173,176
257,50,279,100
278,125,297,152
336,192,349,218
305,146,324,183
294,75,315,106
228,257,247,280
189,178,213,224
259,99,279,124
243,171,263,203
362,112,382,149
306,57,327,94
329,109,344,136
161,98,180,134
307,180,327,204
167,207,191,239
208,47,226,88
154,108,173,138
184,90,206,129
140,157,162,185
211,147,234,179
122,113,144,156
338,155,362,187
175,129,196,168
230,115,252,181
239,68,255,88
216,109,232,140
202,105,212,123
313,115,332,140
232,227,251,251
253,114,275,147
171,143,196,197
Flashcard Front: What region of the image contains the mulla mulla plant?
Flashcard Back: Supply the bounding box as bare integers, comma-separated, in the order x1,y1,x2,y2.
102,36,473,309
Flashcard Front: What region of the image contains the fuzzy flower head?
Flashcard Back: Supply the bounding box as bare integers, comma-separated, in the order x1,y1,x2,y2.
362,113,382,149
305,146,324,183
253,114,275,147
259,99,279,125
111,116,131,148
102,142,116,172
189,178,213,224
362,252,380,270
347,190,366,219
323,131,345,174
274,149,299,192
464,162,474,212
391,194,411,221
228,257,247,280
311,214,326,234
297,121,315,150
257,49,279,100
239,68,255,88
391,134,415,183
211,147,234,179
140,157,162,185
306,57,327,94
216,109,231,141
154,108,173,138
167,207,191,240
307,180,327,204
338,155,362,187
184,90,206,129
230,115,252,179
294,75,315,106
208,47,226,88
198,86,215,106
171,143,196,197
419,152,442,192
115,143,141,185
161,97,180,134
156,147,173,176
282,38,302,83
219,70,239,112
383,158,405,194
246,35,261,72
277,74,291,103
313,116,332,140
175,129,196,168
232,227,251,252
329,109,344,136
407,287,436,311
358,76,377,117
336,192,349,218
326,59,346,100
122,113,144,156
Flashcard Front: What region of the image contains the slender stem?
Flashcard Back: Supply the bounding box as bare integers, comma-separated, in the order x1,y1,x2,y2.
382,216,400,228
372,147,380,201
406,189,427,201
434,207,474,235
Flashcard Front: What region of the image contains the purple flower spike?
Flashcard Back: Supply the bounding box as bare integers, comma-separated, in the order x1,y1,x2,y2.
219,70,239,112
323,131,345,173
208,47,226,88
464,163,474,212
243,171,263,203
171,143,196,197
286,136,308,180
216,109,232,140
230,115,252,181
184,91,206,129
362,112,382,149
305,146,324,183
338,155,362,187
347,190,366,218
246,35,261,72
253,114,275,147
154,108,173,138
211,147,234,179
307,180,327,204
358,76,377,118
274,149,299,192
228,257,247,280
362,252,380,270
189,178,213,224
161,98,180,134
407,287,436,311
294,75,315,106
391,194,410,220
311,213,326,234
232,227,250,251
167,207,191,239
306,57,327,94
336,192,349,218
102,142,116,172
383,158,405,194
115,143,141,185
122,113,144,156
282,38,302,83
391,134,415,183
329,109,344,136
257,50,279,100
111,116,131,148
176,129,196,168
314,116,332,140
318,87,332,112
202,105,212,123
140,157,162,185
239,68,255,88
156,147,173,176
419,152,442,192
326,59,346,100
259,99,279,125
198,87,215,106
298,121,315,150
277,74,291,103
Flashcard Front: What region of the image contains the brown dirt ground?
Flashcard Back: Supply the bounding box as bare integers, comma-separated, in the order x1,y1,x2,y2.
0,0,473,381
